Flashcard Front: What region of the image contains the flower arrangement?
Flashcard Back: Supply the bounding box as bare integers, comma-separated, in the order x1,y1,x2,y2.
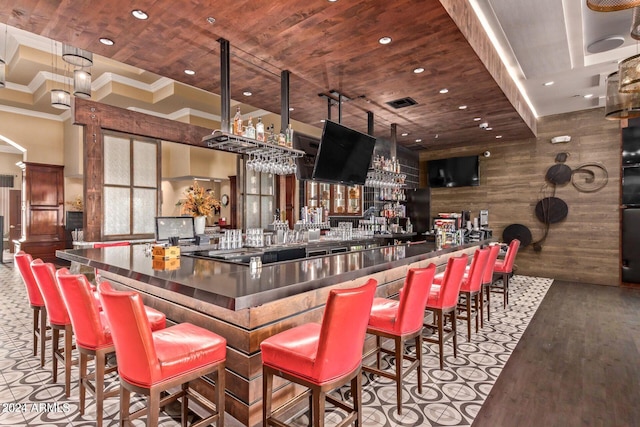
66,195,83,211
176,181,220,217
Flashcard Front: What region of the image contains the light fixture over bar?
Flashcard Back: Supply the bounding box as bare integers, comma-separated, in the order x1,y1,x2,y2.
51,89,71,109
605,71,640,119
586,0,640,11
73,69,91,98
0,58,5,88
62,44,93,67
619,54,640,93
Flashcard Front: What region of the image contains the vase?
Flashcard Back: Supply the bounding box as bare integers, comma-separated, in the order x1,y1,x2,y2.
194,216,206,235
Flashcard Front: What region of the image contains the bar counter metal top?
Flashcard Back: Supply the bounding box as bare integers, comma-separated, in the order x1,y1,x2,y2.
56,240,480,311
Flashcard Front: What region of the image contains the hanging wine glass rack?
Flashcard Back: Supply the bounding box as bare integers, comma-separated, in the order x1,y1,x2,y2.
203,130,305,158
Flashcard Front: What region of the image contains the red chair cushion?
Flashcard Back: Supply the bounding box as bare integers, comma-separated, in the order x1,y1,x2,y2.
149,323,226,385
368,297,400,331
144,307,167,331
494,259,508,273
261,323,321,383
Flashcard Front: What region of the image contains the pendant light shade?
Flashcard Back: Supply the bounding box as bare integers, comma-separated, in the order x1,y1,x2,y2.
73,69,91,98
587,0,640,11
0,58,5,88
605,71,640,119
619,54,640,93
51,89,71,109
62,44,93,67
632,6,640,40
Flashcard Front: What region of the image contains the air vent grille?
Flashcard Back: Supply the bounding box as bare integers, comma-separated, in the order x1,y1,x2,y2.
386,97,418,109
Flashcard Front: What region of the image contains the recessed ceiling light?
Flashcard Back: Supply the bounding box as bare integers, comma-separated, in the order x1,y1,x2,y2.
289,107,294,111
473,117,481,121
458,105,467,110
243,91,252,96
496,135,503,139
206,17,216,24
439,88,449,94
413,67,425,74
328,0,338,2
415,138,422,143
184,69,195,75
486,127,493,131
583,94,594,99
320,119,326,123
99,38,114,46
401,132,409,136
131,9,148,20
543,81,554,86
378,36,392,45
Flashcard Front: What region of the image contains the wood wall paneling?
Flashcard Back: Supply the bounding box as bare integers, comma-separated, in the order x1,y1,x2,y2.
421,108,621,286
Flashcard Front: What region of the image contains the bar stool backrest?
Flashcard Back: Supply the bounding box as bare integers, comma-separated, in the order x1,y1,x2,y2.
466,248,491,293
57,270,109,350
482,245,501,285
30,259,70,325
15,251,44,306
395,264,437,334
502,239,521,273
98,281,160,386
313,278,377,382
439,254,469,309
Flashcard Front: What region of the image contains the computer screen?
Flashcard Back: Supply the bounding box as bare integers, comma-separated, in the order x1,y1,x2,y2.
155,216,195,242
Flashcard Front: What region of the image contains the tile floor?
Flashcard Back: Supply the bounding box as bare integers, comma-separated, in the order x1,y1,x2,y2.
0,255,552,426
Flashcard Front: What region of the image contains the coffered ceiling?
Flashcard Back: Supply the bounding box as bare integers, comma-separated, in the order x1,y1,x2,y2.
0,1,637,153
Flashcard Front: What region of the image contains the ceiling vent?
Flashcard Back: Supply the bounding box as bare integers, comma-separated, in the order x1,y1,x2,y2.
386,97,418,109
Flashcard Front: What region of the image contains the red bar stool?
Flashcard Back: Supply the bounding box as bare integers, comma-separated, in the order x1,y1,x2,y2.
56,273,166,427
364,266,436,414
433,248,490,341
98,283,226,427
490,239,521,308
480,244,501,324
261,278,377,427
423,255,468,370
15,251,48,367
30,259,75,397
93,242,130,248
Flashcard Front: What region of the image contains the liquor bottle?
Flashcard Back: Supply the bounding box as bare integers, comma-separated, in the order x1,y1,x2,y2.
256,117,265,142
246,117,256,139
267,124,276,144
233,106,243,136
278,129,286,146
285,123,294,148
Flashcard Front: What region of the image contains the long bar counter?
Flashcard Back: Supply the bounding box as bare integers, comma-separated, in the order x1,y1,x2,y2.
56,240,486,426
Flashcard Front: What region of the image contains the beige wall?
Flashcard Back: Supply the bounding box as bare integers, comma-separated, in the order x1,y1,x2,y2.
0,110,64,165
421,108,621,286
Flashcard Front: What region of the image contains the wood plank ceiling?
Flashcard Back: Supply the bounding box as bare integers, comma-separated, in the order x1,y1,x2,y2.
1,0,535,151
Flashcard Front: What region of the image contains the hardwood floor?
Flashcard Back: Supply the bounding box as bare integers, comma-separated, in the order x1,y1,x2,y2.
473,280,640,427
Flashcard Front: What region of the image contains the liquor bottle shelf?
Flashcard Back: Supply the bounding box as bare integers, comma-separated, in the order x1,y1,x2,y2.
203,130,306,158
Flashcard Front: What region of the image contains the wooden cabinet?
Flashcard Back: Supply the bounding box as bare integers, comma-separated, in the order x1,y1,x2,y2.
16,163,66,263
305,182,362,216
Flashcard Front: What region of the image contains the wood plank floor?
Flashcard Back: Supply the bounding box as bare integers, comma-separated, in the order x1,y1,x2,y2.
473,280,640,427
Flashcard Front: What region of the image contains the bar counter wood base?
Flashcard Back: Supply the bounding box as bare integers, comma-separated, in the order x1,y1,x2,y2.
60,242,484,426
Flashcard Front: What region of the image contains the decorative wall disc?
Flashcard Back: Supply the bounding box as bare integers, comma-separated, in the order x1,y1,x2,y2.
503,224,533,247
545,164,572,185
535,197,568,224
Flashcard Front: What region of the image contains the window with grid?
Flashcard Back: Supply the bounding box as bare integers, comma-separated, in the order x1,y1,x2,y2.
103,133,159,238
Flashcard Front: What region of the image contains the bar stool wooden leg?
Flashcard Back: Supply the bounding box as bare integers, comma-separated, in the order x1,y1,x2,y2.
39,308,47,367
64,324,73,397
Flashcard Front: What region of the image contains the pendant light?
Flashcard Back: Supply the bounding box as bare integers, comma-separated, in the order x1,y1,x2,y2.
73,69,91,98
50,41,70,109
618,54,640,93
605,71,640,119
62,44,93,67
632,6,640,40
587,0,640,11
0,24,7,88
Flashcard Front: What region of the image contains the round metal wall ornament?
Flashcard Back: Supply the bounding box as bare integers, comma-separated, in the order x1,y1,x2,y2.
535,197,568,224
545,163,573,185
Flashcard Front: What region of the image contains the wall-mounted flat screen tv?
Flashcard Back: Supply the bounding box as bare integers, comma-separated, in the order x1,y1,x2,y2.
427,155,480,188
155,216,195,242
312,120,376,186
623,166,640,206
622,127,640,165
293,132,320,181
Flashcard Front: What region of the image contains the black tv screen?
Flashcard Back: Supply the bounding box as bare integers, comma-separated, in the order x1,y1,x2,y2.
622,127,640,165
312,120,376,185
623,167,640,206
428,155,479,188
293,132,320,181
155,216,195,242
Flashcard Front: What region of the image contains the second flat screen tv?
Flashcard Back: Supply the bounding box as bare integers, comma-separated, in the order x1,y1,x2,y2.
312,120,376,186
428,155,480,188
